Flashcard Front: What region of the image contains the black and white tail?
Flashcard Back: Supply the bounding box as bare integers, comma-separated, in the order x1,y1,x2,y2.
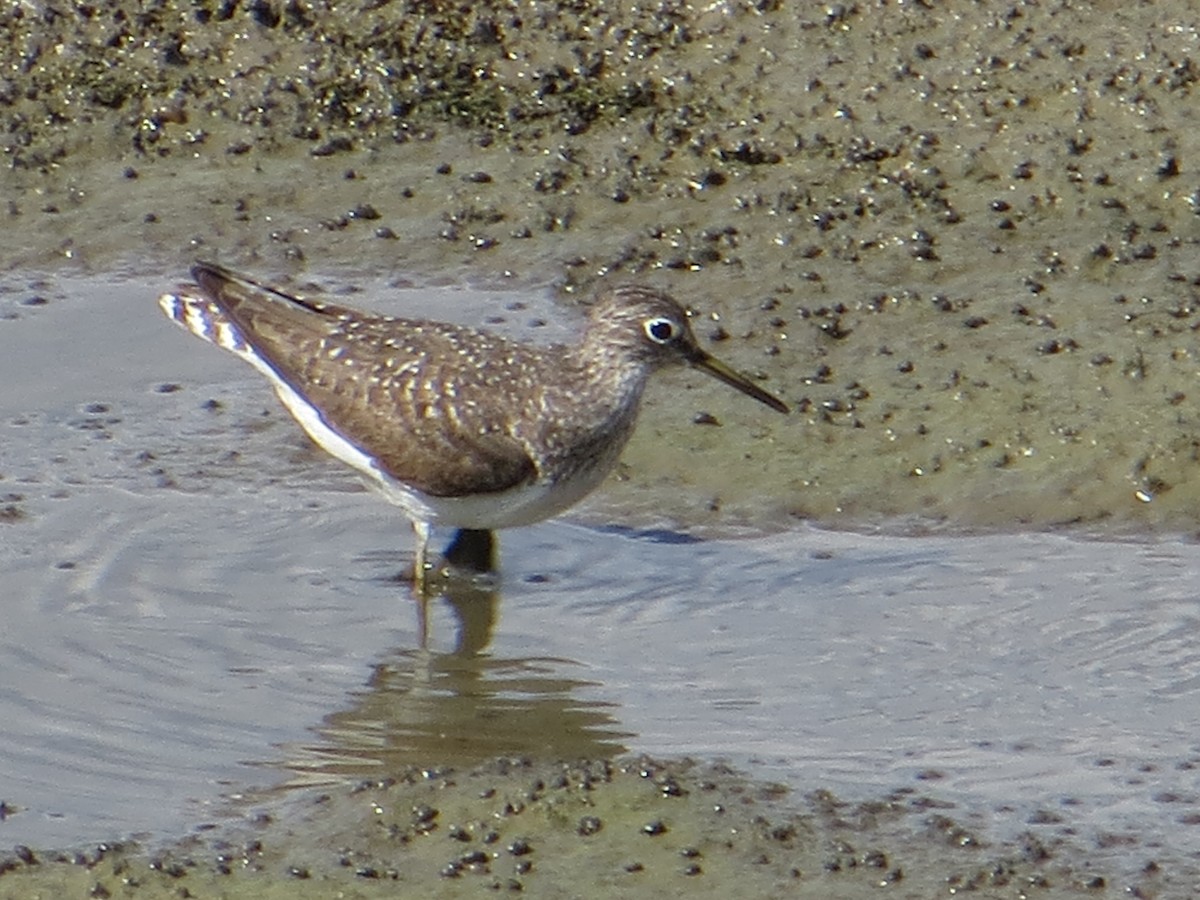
158,290,251,356
158,285,381,486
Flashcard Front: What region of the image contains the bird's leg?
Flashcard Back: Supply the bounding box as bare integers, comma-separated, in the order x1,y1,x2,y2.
409,525,498,650
411,520,431,594
411,521,432,648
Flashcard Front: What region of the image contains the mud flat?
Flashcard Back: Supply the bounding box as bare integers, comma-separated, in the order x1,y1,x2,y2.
4,3,1200,897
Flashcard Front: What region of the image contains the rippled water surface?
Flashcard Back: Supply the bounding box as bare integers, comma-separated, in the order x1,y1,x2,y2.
3,275,1199,874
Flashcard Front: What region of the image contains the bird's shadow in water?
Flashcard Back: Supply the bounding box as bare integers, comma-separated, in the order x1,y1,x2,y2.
589,523,702,545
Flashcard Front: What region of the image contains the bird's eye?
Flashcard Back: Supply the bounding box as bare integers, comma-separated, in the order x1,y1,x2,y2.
644,317,678,343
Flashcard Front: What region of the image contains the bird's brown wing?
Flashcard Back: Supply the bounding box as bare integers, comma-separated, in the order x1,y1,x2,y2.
191,263,539,498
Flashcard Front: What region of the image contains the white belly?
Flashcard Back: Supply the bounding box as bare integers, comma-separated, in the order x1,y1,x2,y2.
270,378,619,531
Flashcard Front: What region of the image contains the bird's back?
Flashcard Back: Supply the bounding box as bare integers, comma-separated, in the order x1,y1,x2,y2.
160,265,647,502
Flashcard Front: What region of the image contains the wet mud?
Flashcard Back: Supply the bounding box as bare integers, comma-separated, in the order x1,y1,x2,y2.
0,757,1179,899
5,1,1200,532
4,2,1200,897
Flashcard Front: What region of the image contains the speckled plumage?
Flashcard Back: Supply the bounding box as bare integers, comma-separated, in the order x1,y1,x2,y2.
159,262,787,588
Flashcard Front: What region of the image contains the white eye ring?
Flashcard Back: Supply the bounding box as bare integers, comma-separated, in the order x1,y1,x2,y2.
644,317,679,344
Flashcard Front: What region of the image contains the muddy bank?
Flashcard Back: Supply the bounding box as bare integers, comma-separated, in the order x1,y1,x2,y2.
5,3,1200,898
5,1,1200,532
0,756,1177,899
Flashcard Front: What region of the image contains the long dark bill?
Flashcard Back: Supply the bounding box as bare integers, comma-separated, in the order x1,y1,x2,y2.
691,352,789,414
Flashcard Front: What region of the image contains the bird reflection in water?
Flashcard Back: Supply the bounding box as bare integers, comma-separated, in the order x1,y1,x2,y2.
274,531,630,783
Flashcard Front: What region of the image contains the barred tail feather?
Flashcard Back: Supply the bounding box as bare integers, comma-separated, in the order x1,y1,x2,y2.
158,291,249,354
157,288,382,490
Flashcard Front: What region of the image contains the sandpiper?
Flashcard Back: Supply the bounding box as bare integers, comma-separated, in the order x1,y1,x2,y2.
159,263,788,591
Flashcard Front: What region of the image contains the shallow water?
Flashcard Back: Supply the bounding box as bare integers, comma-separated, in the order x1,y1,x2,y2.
2,273,1200,878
